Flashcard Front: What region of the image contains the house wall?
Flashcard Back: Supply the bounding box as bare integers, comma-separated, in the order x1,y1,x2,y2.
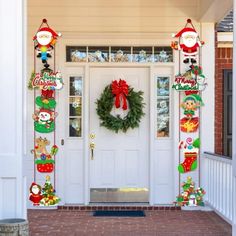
215,35,233,155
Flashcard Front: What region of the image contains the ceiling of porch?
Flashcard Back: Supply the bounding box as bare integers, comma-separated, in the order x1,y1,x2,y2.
28,0,232,35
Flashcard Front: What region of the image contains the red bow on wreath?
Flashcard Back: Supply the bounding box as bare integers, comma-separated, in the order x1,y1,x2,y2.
111,79,129,110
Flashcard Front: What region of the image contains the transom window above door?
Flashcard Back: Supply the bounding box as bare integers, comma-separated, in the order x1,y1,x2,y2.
66,46,173,63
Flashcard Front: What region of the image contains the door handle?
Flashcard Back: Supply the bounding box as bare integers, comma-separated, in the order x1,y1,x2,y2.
90,142,95,160
61,139,64,145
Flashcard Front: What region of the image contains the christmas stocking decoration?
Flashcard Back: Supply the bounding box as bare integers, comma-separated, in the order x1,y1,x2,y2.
178,152,198,173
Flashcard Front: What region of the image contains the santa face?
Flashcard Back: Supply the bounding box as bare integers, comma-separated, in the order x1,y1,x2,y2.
39,111,51,122
37,31,52,46
182,33,197,48
32,185,40,195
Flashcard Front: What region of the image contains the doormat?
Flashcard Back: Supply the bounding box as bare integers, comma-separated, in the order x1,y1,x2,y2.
93,210,145,217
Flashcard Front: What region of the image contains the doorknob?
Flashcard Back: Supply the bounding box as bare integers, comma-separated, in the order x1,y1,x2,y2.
90,142,95,160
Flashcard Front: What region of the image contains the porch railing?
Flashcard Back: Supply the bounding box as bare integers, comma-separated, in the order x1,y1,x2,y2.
201,152,233,224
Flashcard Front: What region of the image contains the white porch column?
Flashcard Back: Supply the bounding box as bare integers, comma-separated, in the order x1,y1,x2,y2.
233,1,236,235
0,0,26,219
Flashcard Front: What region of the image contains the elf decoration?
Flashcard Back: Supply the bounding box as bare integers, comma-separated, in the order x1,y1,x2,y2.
171,19,204,64
96,79,145,133
178,137,200,173
180,92,204,133
29,19,62,206
33,19,61,68
175,177,206,206
33,137,58,173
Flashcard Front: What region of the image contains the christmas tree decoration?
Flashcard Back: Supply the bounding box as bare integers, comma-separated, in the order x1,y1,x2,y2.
175,177,205,206
29,182,43,206
40,176,60,206
171,19,204,64
178,137,200,173
33,19,61,68
33,137,58,173
31,71,63,90
32,108,57,133
96,79,145,133
172,65,207,92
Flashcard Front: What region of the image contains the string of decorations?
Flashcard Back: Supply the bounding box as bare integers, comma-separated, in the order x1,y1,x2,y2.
171,19,206,207
28,19,62,206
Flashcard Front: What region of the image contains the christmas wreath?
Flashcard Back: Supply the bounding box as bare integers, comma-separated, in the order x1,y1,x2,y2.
96,79,145,133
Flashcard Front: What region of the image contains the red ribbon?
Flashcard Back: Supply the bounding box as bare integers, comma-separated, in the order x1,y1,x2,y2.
111,79,129,110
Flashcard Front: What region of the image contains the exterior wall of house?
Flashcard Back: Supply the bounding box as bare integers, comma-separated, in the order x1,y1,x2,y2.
215,34,233,155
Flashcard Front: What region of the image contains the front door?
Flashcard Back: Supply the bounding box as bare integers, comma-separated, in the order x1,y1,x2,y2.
89,67,149,202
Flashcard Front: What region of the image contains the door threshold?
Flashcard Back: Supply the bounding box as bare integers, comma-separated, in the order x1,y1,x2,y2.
58,204,180,211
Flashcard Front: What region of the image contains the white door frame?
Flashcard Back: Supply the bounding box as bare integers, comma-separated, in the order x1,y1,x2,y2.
58,39,176,205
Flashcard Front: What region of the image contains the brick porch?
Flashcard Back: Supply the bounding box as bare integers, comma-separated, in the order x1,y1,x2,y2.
28,209,232,236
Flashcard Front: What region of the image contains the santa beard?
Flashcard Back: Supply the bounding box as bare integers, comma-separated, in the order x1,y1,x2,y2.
183,38,197,48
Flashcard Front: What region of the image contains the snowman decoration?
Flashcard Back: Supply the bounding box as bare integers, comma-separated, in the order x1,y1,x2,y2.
171,19,204,64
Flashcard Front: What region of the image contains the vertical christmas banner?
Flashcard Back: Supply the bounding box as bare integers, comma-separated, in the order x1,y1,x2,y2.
28,19,62,206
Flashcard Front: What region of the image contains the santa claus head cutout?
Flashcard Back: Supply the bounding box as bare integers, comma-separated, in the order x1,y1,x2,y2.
171,19,204,64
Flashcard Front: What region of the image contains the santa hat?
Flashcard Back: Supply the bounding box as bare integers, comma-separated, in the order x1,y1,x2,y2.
39,108,53,114
33,27,61,40
172,27,197,38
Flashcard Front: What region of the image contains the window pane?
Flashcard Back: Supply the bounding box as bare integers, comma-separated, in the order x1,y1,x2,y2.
111,47,131,62
88,47,109,62
133,47,153,62
66,46,87,62
69,97,82,116
70,76,83,96
69,118,82,137
157,76,170,138
154,47,173,62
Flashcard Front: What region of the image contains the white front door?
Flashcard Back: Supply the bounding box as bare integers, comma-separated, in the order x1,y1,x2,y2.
89,67,149,201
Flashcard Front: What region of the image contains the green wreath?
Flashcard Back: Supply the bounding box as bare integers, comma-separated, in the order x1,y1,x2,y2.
96,84,145,133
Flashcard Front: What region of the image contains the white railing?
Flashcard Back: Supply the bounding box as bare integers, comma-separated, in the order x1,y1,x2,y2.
202,152,233,224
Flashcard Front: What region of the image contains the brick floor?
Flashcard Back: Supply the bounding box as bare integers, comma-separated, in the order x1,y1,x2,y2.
28,209,232,236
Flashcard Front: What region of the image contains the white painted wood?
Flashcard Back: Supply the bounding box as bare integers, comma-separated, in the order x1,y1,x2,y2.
151,66,174,204
57,66,85,204
89,67,149,189
232,1,236,234
27,0,203,34
0,0,26,219
200,23,215,163
203,153,233,224
199,0,232,22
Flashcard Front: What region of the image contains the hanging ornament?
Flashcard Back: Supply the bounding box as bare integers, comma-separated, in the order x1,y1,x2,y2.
172,65,207,92
171,19,204,64
33,19,61,69
33,137,58,173
31,71,63,90
32,108,57,133
175,177,206,206
35,90,56,110
29,182,43,206
40,175,60,206
178,138,200,173
180,93,204,133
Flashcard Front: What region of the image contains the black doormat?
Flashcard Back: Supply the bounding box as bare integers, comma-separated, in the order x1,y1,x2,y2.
93,210,145,217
